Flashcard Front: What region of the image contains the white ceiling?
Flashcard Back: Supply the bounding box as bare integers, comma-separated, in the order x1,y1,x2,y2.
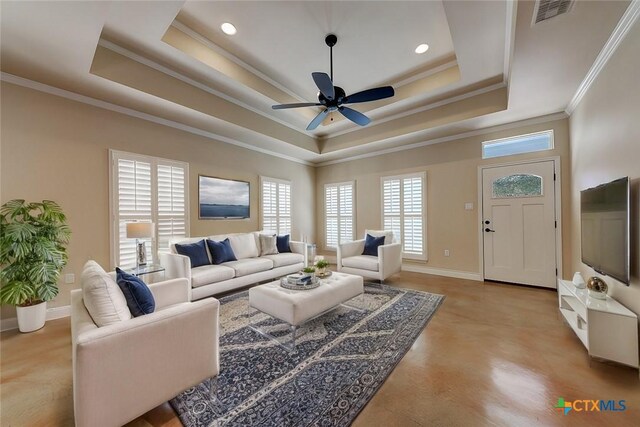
0,1,633,165
178,0,456,101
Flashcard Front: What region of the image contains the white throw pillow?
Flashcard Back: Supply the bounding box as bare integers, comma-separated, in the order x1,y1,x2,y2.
364,229,394,245
81,260,131,327
228,233,260,259
259,234,278,256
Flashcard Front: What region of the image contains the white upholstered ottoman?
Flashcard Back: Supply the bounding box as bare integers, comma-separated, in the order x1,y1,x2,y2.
248,272,364,350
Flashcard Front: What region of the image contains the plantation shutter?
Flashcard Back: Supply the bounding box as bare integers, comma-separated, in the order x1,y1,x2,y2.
382,172,426,259
115,157,152,268
383,178,402,247
261,177,291,235
278,182,291,235
157,163,187,253
325,182,354,249
111,151,189,268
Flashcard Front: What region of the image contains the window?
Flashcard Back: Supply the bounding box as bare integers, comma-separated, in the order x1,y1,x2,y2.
382,172,426,260
482,130,554,159
260,177,291,235
110,150,189,268
492,174,543,198
325,182,355,249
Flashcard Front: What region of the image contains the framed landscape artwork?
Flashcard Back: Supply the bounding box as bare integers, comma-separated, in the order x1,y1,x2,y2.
198,175,250,219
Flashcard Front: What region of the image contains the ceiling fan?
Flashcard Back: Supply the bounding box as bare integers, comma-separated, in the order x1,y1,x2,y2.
272,34,395,131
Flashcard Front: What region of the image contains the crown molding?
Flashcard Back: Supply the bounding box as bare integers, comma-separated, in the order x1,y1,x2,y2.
316,111,568,167
325,81,506,140
565,0,640,115
503,0,518,86
170,20,308,103
0,72,316,166
391,59,458,89
1,71,571,169
97,40,311,136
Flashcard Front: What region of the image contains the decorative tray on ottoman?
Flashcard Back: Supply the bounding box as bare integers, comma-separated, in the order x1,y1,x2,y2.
316,270,332,279
280,276,320,290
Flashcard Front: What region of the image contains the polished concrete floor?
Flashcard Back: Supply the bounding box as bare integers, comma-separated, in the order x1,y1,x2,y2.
2,271,639,426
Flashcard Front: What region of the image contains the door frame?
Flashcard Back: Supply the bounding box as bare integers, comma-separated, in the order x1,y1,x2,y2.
477,156,563,285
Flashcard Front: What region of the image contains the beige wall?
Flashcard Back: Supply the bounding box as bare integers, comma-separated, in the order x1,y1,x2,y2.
316,118,572,276
0,82,315,319
568,22,640,315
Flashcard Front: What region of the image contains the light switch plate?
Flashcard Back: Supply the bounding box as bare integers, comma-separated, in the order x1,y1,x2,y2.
65,274,75,284
464,202,474,210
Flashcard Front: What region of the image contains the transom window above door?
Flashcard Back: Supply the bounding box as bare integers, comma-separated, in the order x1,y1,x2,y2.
482,130,554,159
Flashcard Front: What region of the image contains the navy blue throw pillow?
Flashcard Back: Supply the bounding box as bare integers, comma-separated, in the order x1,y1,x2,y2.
175,240,210,268
362,234,386,256
277,234,291,253
206,238,237,264
115,268,155,317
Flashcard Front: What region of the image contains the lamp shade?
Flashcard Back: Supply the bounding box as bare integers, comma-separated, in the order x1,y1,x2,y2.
126,222,154,239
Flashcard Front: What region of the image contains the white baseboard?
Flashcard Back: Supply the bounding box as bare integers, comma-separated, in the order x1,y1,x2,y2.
0,317,18,332
1,305,71,332
401,264,483,281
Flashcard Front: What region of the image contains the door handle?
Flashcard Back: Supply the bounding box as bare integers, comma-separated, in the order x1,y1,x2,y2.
484,228,495,233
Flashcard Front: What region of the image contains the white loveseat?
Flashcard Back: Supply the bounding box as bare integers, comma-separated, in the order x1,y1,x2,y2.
161,232,305,299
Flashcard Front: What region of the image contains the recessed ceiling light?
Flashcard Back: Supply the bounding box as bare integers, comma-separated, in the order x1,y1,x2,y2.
415,44,429,54
221,22,237,35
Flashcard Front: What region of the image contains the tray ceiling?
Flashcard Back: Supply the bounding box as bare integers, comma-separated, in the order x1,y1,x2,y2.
0,1,632,164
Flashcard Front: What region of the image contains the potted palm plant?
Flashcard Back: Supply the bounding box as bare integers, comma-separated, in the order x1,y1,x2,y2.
0,200,70,332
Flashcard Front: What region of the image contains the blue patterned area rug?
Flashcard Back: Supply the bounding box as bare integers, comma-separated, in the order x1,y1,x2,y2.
170,283,444,427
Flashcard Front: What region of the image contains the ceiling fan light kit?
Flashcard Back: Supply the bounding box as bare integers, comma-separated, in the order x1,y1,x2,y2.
272,34,395,131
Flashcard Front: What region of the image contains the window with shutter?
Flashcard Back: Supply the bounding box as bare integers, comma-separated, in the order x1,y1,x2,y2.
157,163,187,253
382,172,426,260
110,151,189,268
260,177,291,235
325,182,355,249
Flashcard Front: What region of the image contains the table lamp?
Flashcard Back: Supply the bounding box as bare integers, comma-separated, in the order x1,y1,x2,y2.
126,222,154,268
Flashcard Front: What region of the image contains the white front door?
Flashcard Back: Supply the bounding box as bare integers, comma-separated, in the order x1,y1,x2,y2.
482,160,557,288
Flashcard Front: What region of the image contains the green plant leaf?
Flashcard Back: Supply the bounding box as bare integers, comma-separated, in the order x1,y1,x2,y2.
0,280,35,306
37,281,59,301
0,199,70,306
0,199,26,217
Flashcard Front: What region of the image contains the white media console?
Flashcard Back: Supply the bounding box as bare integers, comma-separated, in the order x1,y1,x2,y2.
558,279,639,372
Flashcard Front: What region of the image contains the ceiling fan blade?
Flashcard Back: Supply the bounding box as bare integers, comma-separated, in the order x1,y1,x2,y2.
343,86,395,104
272,103,322,110
306,109,329,131
312,72,335,100
339,106,371,126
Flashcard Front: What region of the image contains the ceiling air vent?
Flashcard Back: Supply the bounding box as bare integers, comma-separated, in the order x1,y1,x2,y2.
533,0,575,24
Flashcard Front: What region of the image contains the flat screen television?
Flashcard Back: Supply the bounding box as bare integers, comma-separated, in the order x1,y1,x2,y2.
580,177,630,285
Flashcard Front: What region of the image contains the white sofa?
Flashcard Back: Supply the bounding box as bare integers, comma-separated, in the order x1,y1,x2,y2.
161,232,305,300
337,230,402,282
71,269,219,427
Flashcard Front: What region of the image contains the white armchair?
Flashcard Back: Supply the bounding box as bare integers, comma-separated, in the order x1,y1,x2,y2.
337,230,402,282
71,276,220,427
